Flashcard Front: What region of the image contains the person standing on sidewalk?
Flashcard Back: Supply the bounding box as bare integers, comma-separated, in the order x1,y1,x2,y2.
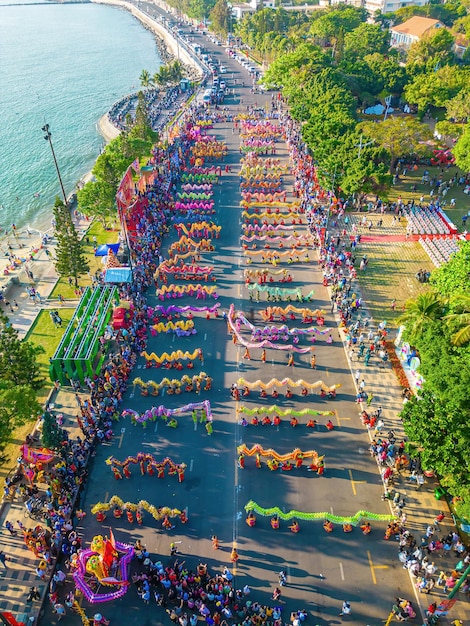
0,551,8,568
339,601,351,617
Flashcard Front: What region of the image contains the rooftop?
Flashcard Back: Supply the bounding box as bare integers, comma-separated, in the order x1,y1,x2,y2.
391,16,443,38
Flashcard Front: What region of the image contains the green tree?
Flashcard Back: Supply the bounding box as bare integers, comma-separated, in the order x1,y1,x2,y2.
0,311,44,390
344,23,389,59
435,120,464,142
338,58,383,99
453,122,470,171
77,180,116,227
0,382,42,436
41,411,66,450
92,149,126,187
53,198,90,287
209,0,232,35
154,61,184,87
402,389,470,502
445,89,470,122
445,294,470,346
309,6,368,45
139,69,153,89
404,65,468,113
262,43,328,89
335,142,391,199
358,116,432,172
396,292,443,338
429,239,470,296
406,27,456,73
364,53,408,94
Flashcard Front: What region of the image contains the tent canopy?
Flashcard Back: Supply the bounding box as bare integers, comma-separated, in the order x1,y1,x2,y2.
104,267,132,283
95,243,120,257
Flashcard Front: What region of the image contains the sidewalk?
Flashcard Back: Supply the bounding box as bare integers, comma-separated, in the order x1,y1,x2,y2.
0,214,92,622
325,225,470,624
0,385,88,622
0,214,90,339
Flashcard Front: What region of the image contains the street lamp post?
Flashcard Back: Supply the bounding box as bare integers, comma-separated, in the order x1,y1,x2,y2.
42,123,68,206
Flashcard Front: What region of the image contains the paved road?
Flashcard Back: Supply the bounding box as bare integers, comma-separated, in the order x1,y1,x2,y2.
66,37,402,626
33,12,470,626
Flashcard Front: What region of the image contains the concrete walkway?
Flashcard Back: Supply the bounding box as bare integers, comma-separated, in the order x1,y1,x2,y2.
0,214,92,623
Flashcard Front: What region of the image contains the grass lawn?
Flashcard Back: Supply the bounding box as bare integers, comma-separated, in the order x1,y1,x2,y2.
351,160,470,326
388,162,470,231
49,220,120,301
25,308,75,399
0,422,36,486
355,239,432,325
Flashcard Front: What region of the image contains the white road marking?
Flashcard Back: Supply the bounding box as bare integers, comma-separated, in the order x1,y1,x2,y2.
154,421,158,433
204,333,207,341
189,459,194,472
339,562,345,581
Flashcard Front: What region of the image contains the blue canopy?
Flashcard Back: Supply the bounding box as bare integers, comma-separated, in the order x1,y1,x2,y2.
95,243,120,257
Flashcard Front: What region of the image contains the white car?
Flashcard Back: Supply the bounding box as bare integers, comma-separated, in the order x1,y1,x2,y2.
219,66,227,74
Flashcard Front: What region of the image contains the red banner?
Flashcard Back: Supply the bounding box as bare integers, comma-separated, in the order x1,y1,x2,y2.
116,166,136,211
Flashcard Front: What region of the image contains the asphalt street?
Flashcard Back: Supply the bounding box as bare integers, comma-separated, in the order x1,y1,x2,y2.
52,14,422,626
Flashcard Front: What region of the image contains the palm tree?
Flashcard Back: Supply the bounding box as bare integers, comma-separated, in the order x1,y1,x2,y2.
153,65,169,87
168,60,184,84
139,69,153,89
444,294,470,346
396,292,443,339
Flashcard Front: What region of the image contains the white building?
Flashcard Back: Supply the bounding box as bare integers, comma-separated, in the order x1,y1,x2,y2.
329,0,429,17
230,0,275,19
390,16,444,49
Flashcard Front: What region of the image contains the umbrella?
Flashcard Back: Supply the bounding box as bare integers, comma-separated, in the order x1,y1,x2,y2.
95,243,120,257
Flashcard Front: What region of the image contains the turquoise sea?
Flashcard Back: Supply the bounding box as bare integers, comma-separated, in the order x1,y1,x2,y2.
0,0,162,231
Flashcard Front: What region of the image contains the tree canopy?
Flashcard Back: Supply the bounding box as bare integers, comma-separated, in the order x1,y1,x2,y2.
309,6,368,45
397,245,470,520
453,122,470,170
53,198,90,286
358,116,432,172
429,239,470,296
0,312,44,455
0,311,44,390
344,23,390,59
209,0,232,35
78,91,158,222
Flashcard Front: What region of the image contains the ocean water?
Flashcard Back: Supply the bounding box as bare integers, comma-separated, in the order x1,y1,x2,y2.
0,0,162,232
